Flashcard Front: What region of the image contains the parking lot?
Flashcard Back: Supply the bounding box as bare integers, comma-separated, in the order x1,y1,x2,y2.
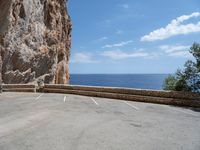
0,92,200,150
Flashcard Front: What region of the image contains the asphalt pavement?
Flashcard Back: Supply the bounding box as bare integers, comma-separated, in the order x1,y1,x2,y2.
0,92,199,150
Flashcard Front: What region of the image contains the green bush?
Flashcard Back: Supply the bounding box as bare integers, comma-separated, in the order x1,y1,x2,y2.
163,43,200,92
163,75,176,91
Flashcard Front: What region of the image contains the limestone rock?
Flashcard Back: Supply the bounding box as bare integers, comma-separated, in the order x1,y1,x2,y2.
0,0,72,84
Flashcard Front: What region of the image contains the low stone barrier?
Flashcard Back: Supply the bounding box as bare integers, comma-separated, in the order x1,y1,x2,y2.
2,84,36,92
1,84,199,107
44,84,200,108
44,84,200,101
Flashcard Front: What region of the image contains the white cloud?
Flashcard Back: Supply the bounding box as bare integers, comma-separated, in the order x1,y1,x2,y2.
141,12,200,42
120,4,129,9
160,45,192,58
70,52,98,63
96,36,108,41
102,40,133,48
167,51,191,57
160,45,190,53
101,49,157,60
116,30,124,34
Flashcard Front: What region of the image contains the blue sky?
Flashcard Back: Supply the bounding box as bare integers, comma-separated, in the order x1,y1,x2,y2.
68,0,200,74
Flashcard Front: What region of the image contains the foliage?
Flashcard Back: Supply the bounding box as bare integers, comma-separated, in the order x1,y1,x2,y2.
163,43,200,92
189,42,200,70
163,75,176,91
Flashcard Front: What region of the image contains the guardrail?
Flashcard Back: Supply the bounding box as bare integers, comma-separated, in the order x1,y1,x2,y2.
1,84,200,108
44,84,200,101
2,84,36,92
43,84,200,108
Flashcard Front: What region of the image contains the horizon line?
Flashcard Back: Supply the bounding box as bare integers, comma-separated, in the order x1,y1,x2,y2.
70,73,174,75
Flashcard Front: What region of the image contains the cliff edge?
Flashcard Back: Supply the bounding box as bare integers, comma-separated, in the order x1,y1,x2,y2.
0,0,72,84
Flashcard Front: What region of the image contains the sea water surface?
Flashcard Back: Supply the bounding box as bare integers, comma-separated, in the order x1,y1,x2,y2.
70,74,169,90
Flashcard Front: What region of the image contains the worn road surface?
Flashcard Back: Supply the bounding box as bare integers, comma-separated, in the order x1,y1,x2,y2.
0,92,200,150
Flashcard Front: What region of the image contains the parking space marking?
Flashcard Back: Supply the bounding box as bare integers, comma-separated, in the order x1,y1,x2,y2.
171,107,198,117
123,101,139,111
90,97,99,106
63,96,67,102
35,93,44,100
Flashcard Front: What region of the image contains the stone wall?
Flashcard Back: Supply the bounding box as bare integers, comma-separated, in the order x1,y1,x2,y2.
0,0,72,84
44,84,200,100
43,84,200,107
2,84,200,107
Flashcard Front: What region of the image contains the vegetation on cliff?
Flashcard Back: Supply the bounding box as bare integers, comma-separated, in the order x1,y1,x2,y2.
163,43,200,92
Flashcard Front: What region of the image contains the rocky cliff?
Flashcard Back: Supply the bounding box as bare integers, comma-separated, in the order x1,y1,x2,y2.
0,0,72,84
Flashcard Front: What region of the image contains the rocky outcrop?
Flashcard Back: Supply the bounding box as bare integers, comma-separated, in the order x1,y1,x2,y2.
0,0,72,84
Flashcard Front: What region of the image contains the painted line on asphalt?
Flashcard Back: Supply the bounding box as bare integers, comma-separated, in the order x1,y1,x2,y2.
171,107,198,117
64,96,67,102
91,97,99,106
35,93,44,100
123,101,139,111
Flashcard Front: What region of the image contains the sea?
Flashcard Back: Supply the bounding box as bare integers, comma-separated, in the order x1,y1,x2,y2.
70,74,169,90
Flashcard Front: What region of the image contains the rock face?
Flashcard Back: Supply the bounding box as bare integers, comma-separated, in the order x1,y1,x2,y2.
0,0,72,84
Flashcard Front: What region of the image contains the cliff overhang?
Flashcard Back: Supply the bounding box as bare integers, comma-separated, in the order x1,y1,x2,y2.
0,0,72,84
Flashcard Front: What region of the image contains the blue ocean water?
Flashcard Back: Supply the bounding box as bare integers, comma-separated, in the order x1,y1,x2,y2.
70,74,169,90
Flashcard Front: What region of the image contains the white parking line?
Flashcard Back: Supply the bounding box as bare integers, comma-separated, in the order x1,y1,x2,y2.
90,97,99,106
171,107,198,117
64,96,67,102
35,93,44,100
123,101,139,111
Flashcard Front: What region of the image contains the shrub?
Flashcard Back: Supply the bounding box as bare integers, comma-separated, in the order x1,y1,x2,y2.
163,43,200,92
